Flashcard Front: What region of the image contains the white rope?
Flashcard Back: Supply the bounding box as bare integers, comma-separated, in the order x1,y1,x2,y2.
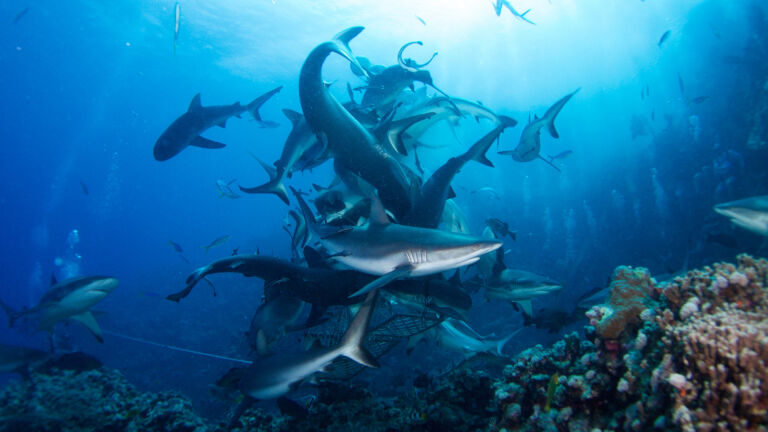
102,329,251,365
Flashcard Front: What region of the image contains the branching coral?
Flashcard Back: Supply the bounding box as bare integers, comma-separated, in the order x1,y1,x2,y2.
657,255,768,431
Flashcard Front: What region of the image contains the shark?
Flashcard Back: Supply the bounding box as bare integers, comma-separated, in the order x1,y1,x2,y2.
493,0,535,25
485,255,562,317
713,195,768,236
0,343,50,375
498,88,579,171
403,116,516,229
246,294,309,355
1,276,118,343
292,187,502,297
240,109,325,204
359,65,451,116
409,318,518,356
238,290,379,400
298,26,414,220
153,86,282,161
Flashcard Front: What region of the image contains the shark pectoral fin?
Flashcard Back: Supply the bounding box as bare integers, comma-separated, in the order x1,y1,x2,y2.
218,120,228,128
348,265,414,298
447,186,457,199
515,300,533,317
190,136,226,149
70,311,103,343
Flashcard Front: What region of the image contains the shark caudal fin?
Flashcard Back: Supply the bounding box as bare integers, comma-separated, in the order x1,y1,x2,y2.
339,290,379,368
166,265,209,302
0,299,21,327
327,27,368,78
494,328,521,356
246,86,282,121
239,157,289,205
543,88,579,139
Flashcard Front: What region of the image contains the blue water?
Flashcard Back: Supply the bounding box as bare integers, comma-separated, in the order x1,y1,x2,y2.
1,0,766,420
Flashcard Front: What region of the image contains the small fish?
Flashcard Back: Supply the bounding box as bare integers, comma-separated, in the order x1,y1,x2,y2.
173,2,180,55
168,240,183,253
256,120,280,129
415,15,426,26
79,180,89,196
13,7,30,24
216,179,240,199
231,247,239,256
691,95,710,105
548,150,572,161
677,73,685,97
658,30,670,48
202,235,230,253
472,187,501,200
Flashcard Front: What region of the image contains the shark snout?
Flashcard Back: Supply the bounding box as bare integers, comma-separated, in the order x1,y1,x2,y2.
89,277,119,295
472,240,502,256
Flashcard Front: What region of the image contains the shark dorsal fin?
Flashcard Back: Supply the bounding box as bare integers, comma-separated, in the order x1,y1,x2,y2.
368,193,390,227
282,109,303,127
50,273,57,286
188,93,202,112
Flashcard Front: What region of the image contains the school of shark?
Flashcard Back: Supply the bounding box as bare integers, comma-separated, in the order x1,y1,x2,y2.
2,1,768,430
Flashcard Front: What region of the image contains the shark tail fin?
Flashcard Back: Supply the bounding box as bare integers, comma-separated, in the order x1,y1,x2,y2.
544,88,580,139
495,328,521,356
0,299,21,327
246,86,283,121
290,187,322,236
329,27,368,78
340,290,379,368
239,158,289,205
166,265,209,302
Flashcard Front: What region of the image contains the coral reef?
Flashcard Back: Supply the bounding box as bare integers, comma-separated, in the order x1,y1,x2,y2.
493,254,768,432
0,367,208,432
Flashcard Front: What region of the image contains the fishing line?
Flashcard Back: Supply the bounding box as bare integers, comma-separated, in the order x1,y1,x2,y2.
102,329,251,364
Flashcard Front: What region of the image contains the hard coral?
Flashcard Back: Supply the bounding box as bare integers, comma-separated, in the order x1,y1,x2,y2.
594,266,656,340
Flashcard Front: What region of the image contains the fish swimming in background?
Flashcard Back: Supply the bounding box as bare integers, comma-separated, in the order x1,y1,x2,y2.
486,218,517,241
547,150,573,162
472,187,501,200
690,95,710,105
493,0,535,25
677,73,685,97
153,86,281,161
202,235,231,253
168,240,183,253
173,2,180,55
216,179,240,199
0,343,49,376
498,88,579,171
658,30,671,48
79,180,89,196
415,15,426,26
256,120,280,129
0,275,119,343
713,195,768,236
13,7,30,24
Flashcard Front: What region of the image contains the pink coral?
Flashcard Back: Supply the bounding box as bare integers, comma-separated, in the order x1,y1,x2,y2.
593,266,655,339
